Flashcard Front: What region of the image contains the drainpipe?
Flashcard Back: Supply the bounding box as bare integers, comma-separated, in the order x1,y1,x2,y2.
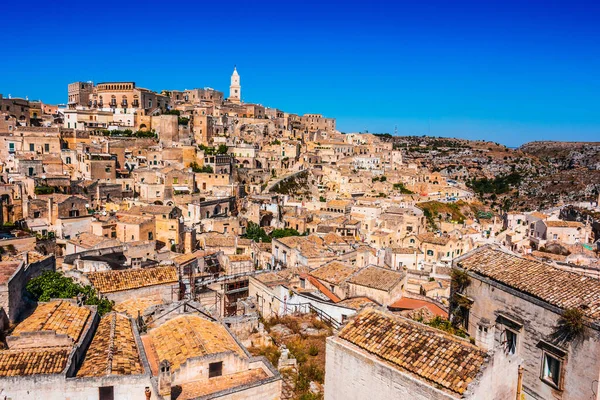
516,365,524,400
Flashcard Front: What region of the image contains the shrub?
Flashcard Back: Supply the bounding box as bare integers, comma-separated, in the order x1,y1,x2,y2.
308,344,319,356
26,271,113,315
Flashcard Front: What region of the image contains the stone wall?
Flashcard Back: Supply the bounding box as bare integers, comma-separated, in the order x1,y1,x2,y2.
324,336,456,400
463,272,600,400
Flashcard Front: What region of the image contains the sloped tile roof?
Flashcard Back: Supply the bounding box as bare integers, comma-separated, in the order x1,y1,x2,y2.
338,309,486,395
87,266,178,293
114,296,163,317
456,246,600,320
144,315,244,372
347,266,405,292
175,369,269,399
77,313,143,377
12,300,91,343
310,261,358,285
0,347,69,376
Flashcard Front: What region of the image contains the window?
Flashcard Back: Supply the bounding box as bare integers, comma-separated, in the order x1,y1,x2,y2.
33,211,40,218
69,210,79,217
99,386,114,400
29,143,35,151
209,361,223,378
553,234,558,240
148,232,153,240
44,144,49,152
426,250,434,256
504,329,517,355
28,167,34,176
541,352,561,388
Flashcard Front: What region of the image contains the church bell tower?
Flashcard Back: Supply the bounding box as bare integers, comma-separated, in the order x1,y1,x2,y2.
229,66,241,104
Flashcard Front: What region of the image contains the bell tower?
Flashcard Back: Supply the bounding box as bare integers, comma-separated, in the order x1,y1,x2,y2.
229,66,241,104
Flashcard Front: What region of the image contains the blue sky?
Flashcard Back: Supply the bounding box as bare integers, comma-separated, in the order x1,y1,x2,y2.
1,0,599,146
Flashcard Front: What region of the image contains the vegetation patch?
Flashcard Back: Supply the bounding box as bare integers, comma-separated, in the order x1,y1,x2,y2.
27,271,113,316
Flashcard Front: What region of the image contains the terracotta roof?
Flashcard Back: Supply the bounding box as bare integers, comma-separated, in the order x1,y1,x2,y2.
175,369,269,399
0,261,22,285
418,233,451,246
545,220,584,228
87,266,178,294
457,246,600,320
68,232,117,248
530,251,567,262
338,309,487,395
228,254,252,262
310,261,358,285
0,347,69,376
391,247,423,254
337,297,379,310
77,313,144,377
389,297,448,317
347,266,405,292
12,300,91,343
303,274,341,303
114,296,163,317
144,315,244,373
529,212,548,220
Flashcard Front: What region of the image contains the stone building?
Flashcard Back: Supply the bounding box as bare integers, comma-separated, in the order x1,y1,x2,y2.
86,265,179,304
141,313,281,399
325,308,518,400
453,245,600,400
0,253,55,322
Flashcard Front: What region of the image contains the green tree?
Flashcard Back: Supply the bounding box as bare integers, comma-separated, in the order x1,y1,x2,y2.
217,144,229,154
244,222,271,243
271,228,300,239
26,271,113,316
189,162,213,173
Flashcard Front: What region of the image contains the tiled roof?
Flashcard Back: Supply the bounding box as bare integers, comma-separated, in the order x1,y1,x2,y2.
456,246,600,320
389,297,448,317
145,315,244,372
529,211,548,219
347,266,405,292
77,313,143,377
12,300,91,343
337,297,379,309
114,296,163,317
545,220,584,228
310,261,358,285
0,261,22,285
302,275,341,303
391,247,423,254
338,309,486,395
0,347,69,376
418,233,451,246
87,266,178,293
68,232,117,248
174,369,269,399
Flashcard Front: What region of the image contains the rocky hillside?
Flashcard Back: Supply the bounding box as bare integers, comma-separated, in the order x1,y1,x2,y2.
393,136,600,211
519,141,600,170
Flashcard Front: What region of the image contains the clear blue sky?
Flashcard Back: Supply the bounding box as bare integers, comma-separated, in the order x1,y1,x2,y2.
2,0,599,146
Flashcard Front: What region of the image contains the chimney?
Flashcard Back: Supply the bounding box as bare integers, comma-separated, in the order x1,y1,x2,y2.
47,196,54,224
144,387,151,400
23,252,29,265
158,360,172,397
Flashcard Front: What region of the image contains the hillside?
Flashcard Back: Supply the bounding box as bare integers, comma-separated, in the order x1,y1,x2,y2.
394,136,600,211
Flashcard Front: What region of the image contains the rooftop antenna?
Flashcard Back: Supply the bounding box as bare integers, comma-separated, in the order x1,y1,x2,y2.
394,125,398,136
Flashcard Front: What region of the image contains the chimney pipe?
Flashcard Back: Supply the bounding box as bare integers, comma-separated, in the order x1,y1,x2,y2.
516,365,524,400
